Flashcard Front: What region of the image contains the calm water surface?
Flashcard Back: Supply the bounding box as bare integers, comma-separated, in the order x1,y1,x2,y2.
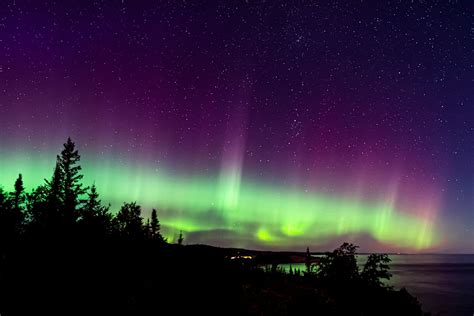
276,254,474,316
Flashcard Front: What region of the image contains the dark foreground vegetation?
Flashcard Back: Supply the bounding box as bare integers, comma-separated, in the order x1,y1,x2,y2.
0,139,428,315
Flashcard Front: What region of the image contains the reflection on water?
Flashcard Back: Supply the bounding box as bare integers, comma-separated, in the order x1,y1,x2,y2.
276,254,474,316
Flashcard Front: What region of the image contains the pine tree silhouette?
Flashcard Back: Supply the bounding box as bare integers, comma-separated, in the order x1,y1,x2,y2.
177,230,184,245
44,157,64,230
26,184,48,230
150,208,164,241
80,184,112,239
60,138,87,225
305,247,312,274
11,174,25,212
0,187,12,248
9,174,25,236
144,218,151,238
0,188,8,210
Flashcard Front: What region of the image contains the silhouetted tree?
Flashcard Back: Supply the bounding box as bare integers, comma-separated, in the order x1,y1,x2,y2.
305,247,313,274
148,208,166,242
82,184,100,216
114,202,144,239
150,209,159,237
43,157,64,230
26,185,49,230
59,138,87,224
144,218,151,238
177,230,184,245
10,174,25,212
0,187,12,247
317,242,359,283
361,253,392,287
4,174,25,239
79,184,112,239
0,188,8,210
0,176,25,247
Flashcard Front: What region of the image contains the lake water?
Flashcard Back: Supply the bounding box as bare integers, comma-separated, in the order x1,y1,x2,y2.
276,254,474,316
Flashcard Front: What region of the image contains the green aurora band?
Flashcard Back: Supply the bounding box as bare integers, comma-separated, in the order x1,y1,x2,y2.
0,149,439,251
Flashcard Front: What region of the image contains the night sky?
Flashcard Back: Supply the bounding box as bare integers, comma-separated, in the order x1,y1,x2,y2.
1,1,473,252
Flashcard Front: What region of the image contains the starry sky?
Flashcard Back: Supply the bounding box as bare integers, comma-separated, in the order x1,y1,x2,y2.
1,1,473,252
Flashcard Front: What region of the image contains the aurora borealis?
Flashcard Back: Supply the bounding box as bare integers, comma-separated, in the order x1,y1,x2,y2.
1,1,473,252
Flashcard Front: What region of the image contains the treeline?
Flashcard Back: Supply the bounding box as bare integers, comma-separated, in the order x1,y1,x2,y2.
0,138,427,316
0,139,195,316
0,138,169,248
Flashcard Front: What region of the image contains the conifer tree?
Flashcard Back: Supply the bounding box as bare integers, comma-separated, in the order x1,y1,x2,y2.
82,184,109,220
0,188,8,210
0,188,11,246
26,185,48,229
305,247,312,273
60,138,87,223
9,174,25,234
80,184,112,238
45,157,64,226
150,209,162,240
177,231,184,245
11,174,25,212
144,218,151,238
